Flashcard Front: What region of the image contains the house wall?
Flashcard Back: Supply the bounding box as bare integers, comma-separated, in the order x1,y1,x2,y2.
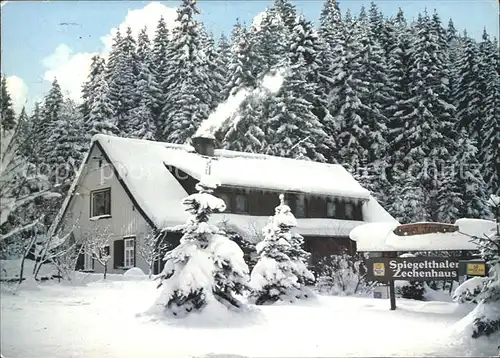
59,145,153,275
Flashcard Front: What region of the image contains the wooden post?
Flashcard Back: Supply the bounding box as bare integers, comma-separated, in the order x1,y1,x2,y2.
389,279,396,310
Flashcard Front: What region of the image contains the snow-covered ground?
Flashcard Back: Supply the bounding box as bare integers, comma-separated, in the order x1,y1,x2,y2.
1,274,498,358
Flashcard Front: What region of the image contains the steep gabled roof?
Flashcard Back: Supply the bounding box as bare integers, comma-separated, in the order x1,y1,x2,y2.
52,135,396,235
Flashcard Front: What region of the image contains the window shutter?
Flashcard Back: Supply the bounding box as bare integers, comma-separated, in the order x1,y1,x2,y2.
133,238,137,267
114,240,124,268
75,247,84,271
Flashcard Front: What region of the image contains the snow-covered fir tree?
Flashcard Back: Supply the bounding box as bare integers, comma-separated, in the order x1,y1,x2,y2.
469,196,500,340
38,79,64,168
225,22,259,96
80,55,106,142
155,164,249,316
202,31,227,111
151,16,171,123
477,30,500,196
250,194,315,305
87,73,119,137
454,33,482,139
222,93,269,153
105,27,137,134
266,58,328,161
135,27,161,113
253,7,288,76
159,0,211,144
272,0,297,33
454,131,491,219
46,98,85,188
1,75,16,131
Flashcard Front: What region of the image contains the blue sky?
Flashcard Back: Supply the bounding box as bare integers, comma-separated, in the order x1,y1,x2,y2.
1,0,498,113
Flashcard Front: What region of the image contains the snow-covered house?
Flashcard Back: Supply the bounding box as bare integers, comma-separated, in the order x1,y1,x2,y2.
52,134,396,274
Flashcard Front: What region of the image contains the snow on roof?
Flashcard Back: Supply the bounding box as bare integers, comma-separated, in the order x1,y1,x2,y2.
213,213,364,241
95,134,370,200
350,218,497,252
56,134,394,231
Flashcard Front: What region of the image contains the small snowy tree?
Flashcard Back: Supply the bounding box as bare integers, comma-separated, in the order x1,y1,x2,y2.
138,230,167,278
469,195,500,339
154,162,249,317
250,194,315,305
83,225,112,279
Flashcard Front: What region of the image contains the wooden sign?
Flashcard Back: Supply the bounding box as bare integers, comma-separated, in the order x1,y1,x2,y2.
393,223,459,236
366,257,460,281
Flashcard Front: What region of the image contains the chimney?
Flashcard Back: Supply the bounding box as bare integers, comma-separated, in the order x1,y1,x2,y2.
191,134,215,157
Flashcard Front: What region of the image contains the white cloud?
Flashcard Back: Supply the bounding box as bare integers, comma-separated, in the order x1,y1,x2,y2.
6,75,28,113
41,1,178,103
100,2,178,53
42,44,97,103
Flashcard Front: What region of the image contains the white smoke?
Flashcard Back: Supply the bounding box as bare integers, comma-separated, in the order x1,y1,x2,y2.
195,68,287,138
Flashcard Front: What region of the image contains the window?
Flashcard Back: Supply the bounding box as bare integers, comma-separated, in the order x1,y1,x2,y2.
345,202,354,220
219,193,231,212
91,188,111,217
124,237,135,268
326,200,337,218
235,194,248,214
295,194,306,218
84,253,94,271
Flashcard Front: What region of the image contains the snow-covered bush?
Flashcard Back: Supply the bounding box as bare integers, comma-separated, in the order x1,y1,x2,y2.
154,169,250,317
453,277,487,304
250,194,315,305
315,252,372,295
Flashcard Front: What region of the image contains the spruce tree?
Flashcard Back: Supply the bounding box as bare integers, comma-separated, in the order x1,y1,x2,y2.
81,55,106,143
478,30,500,196
135,27,161,116
272,0,297,33
128,100,156,140
253,7,288,76
454,33,482,138
470,197,499,340
106,28,137,134
87,73,119,137
388,12,457,221
46,98,85,188
318,0,343,163
155,169,249,316
0,75,16,131
266,58,328,162
151,17,171,124
222,93,269,153
225,24,258,96
250,194,315,305
38,79,64,167
454,131,491,219
159,0,211,144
